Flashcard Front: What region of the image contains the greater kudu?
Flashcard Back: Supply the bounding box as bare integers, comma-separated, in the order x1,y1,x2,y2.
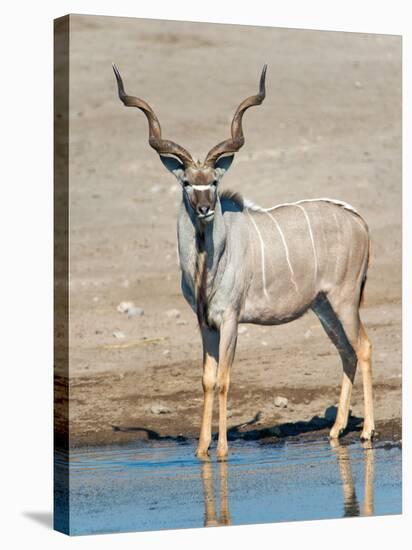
113,64,374,459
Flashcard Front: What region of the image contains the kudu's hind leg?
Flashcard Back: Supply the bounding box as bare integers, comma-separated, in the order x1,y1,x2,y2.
312,294,359,439
312,293,374,440
329,301,374,440
357,322,374,440
196,327,219,459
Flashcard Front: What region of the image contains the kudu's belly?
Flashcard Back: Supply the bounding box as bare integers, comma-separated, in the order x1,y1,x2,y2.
240,281,317,325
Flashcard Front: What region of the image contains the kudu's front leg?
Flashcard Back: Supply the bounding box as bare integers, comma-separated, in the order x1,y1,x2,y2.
196,327,219,459
216,317,238,459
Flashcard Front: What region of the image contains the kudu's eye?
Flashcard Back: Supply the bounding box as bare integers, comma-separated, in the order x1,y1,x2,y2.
211,179,218,187
183,180,191,188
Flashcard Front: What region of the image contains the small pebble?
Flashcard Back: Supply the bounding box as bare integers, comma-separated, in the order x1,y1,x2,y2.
176,319,188,326
274,396,288,408
113,331,125,339
150,404,171,415
162,349,171,357
261,340,268,347
166,308,181,319
238,326,248,335
304,329,312,340
117,301,135,313
127,306,144,318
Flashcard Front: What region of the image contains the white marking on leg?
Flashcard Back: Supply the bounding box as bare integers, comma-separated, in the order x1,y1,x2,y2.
296,204,318,282
264,211,299,292
247,211,269,299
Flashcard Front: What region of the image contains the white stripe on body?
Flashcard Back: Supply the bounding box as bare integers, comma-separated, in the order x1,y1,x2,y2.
332,210,342,279
243,196,368,293
247,210,269,299
243,197,360,216
264,210,299,293
295,204,318,283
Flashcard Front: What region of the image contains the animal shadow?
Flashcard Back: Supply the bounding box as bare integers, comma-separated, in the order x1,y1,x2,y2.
110,424,188,443
111,406,363,444
225,406,363,442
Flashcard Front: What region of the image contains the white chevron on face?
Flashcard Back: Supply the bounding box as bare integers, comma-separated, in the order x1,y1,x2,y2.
192,184,212,191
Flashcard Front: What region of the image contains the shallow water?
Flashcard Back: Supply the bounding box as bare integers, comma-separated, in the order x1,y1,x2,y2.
55,438,401,535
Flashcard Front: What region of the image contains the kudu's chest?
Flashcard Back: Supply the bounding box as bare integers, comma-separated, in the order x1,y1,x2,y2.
180,248,235,329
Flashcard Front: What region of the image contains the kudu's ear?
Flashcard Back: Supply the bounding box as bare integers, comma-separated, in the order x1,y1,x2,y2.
215,154,235,177
159,155,185,179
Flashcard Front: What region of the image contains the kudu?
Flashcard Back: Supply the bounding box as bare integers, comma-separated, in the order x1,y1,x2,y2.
113,64,374,459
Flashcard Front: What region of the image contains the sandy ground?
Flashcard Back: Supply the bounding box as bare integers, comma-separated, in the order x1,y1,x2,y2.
55,15,401,447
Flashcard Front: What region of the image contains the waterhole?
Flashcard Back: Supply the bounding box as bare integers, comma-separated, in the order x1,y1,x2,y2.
55,438,401,535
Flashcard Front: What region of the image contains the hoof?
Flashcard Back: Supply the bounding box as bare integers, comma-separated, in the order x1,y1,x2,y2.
195,448,210,460
216,446,228,460
360,428,375,441
329,424,344,439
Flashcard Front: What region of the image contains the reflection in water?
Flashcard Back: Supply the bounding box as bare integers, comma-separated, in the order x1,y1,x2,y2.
201,461,231,527
331,440,374,517
200,441,376,527
363,443,375,516
61,437,400,534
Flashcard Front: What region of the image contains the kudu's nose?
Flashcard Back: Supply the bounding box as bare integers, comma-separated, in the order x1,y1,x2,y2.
198,205,210,216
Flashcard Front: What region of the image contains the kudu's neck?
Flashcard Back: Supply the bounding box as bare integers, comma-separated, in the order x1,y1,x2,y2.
178,195,227,295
